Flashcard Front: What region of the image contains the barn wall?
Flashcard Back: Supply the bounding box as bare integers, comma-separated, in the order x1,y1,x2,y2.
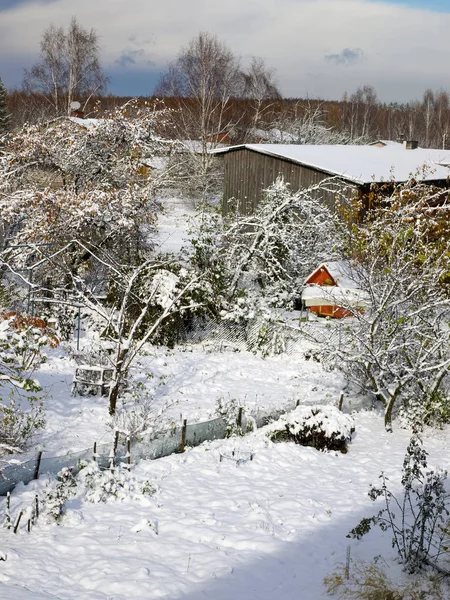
222,148,358,215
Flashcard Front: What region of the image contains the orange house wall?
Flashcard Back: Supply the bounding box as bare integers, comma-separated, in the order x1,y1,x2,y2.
309,305,353,319
305,266,336,286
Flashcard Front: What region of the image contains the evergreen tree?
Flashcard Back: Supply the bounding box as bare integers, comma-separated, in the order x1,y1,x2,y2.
0,77,10,135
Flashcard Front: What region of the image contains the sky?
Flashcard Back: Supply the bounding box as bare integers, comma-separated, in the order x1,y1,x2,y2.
0,0,449,103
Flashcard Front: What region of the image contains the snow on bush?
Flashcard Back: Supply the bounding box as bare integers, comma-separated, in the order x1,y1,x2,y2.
41,463,159,522
77,462,159,504
267,405,354,453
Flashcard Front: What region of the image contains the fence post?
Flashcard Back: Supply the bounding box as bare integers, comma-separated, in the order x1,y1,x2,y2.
13,511,23,534
180,419,187,453
34,451,43,480
237,407,243,429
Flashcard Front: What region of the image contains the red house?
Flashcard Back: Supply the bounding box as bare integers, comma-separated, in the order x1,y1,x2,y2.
302,261,368,319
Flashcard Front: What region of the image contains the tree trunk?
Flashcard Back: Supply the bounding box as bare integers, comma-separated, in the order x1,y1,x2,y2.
108,346,129,415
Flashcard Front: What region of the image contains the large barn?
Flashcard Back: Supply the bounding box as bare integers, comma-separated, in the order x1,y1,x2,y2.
213,142,450,215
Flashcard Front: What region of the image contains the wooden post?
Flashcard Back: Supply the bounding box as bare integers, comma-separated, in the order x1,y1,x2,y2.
296,399,300,408
27,519,31,533
180,419,187,453
34,451,43,480
127,437,131,472
345,545,351,579
93,441,97,463
13,511,23,534
250,454,253,461
35,494,39,521
237,407,243,428
338,392,344,412
111,430,119,472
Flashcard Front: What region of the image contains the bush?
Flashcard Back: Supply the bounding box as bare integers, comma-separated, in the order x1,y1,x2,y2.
348,436,450,574
77,462,158,503
267,405,354,453
0,389,45,455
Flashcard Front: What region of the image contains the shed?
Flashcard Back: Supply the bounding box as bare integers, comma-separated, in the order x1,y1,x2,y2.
212,143,450,216
302,261,369,318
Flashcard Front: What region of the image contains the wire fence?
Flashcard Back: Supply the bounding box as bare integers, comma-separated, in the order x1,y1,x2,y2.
175,315,344,356
0,394,303,497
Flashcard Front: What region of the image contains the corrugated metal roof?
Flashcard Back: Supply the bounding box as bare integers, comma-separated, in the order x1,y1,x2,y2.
212,143,450,185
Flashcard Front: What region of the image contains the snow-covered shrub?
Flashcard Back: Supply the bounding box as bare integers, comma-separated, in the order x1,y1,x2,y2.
215,397,254,437
0,313,53,455
267,405,354,453
0,390,45,455
42,467,77,521
348,436,450,574
77,462,158,503
108,380,174,440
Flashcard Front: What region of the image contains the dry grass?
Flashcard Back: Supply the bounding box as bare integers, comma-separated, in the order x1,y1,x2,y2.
324,559,448,600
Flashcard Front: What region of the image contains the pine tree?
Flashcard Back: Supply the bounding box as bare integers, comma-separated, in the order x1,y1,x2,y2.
0,77,10,135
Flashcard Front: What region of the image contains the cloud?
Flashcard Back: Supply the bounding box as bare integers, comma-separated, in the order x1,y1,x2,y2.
115,49,154,69
0,0,450,102
325,47,364,66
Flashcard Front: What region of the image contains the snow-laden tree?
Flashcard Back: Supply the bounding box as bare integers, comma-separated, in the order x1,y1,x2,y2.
190,178,345,321
0,241,208,416
0,100,170,273
325,182,450,430
262,101,369,145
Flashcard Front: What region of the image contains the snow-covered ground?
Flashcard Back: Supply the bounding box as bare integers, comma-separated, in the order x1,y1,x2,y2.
35,343,344,453
154,194,195,255
1,412,449,600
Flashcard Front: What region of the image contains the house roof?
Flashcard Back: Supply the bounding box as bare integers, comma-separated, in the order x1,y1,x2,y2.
305,261,361,289
212,143,450,185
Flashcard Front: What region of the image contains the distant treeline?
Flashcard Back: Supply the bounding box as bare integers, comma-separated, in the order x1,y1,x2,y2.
7,87,450,149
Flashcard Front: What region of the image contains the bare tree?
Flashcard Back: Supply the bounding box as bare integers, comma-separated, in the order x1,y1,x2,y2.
156,32,242,192
422,89,435,147
24,17,107,116
241,56,281,133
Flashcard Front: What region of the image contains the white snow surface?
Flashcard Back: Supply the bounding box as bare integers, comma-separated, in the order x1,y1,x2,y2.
302,285,370,308
32,342,340,454
212,143,450,184
1,412,450,600
154,195,195,255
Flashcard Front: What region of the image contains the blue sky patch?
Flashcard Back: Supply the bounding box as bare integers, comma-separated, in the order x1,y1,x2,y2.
370,0,450,12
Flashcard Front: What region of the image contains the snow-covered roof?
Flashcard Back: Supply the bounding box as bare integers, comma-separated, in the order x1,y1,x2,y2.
369,140,404,147
304,261,361,289
211,143,450,185
302,285,369,308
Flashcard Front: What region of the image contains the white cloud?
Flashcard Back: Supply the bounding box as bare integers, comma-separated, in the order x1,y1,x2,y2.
0,0,449,101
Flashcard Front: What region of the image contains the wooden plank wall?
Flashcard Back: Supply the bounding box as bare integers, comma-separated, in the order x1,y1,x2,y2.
222,148,357,215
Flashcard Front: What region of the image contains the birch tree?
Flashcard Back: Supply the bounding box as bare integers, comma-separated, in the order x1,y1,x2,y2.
23,17,107,116
156,32,241,194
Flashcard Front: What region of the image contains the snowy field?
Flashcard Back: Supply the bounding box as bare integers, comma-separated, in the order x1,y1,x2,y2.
1,411,449,600
34,344,341,453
